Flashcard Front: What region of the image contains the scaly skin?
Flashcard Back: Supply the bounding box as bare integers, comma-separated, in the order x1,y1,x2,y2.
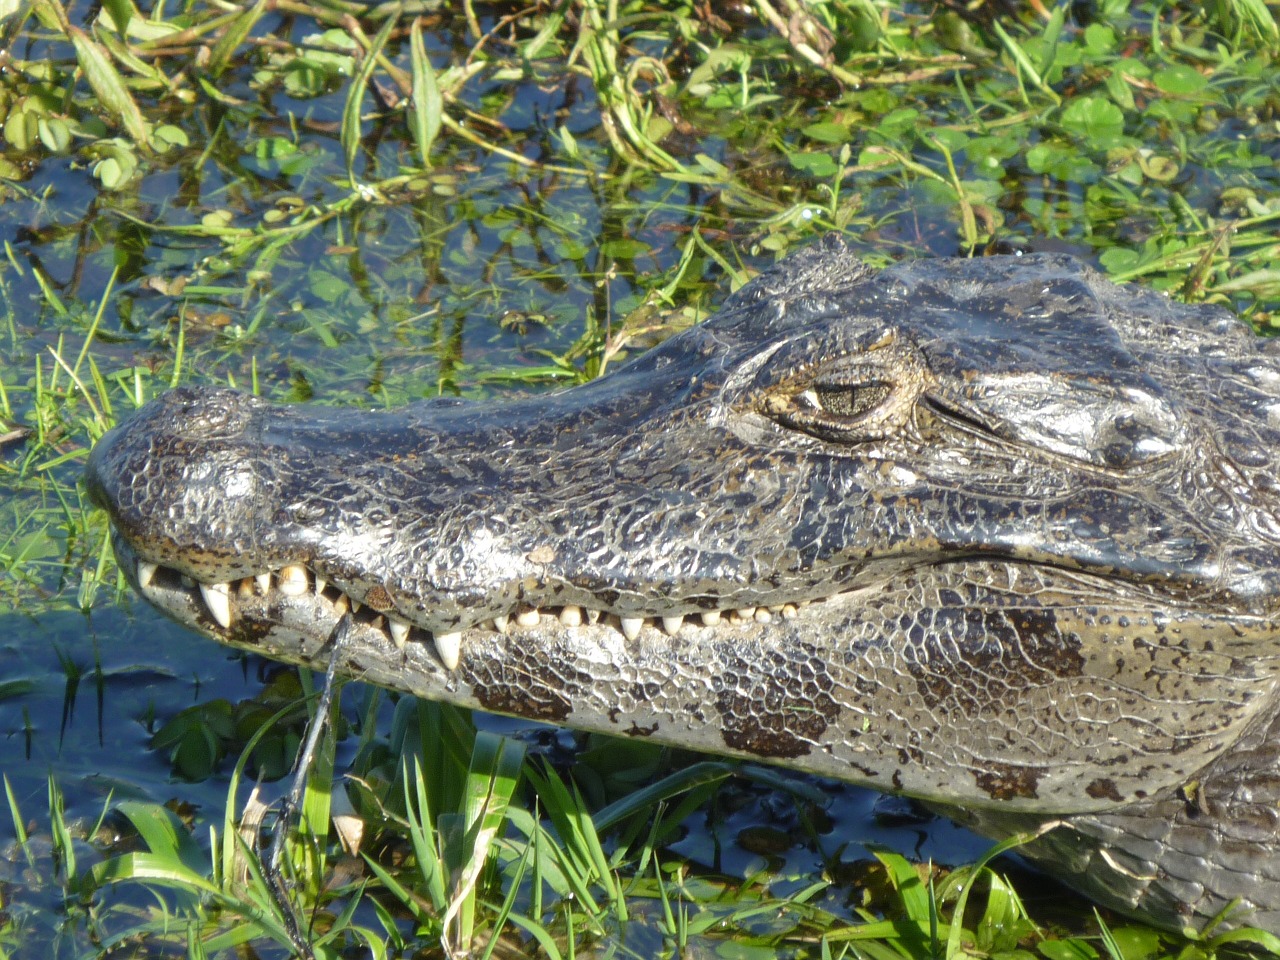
86,237,1280,932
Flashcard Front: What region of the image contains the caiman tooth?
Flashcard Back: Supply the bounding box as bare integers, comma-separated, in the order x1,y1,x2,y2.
585,608,601,625
559,605,583,627
781,604,798,620
661,615,684,635
351,599,362,613
279,564,308,596
620,617,644,641
137,561,158,589
493,614,509,633
434,631,461,671
700,610,722,626
333,593,350,615
255,572,271,594
515,608,540,628
388,616,410,649
315,576,328,595
735,607,757,622
199,581,233,629
754,608,773,623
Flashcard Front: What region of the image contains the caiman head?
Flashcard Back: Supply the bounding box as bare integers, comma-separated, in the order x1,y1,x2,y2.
85,236,1280,815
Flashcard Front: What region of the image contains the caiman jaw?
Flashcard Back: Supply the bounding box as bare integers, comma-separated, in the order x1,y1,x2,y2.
112,533,824,674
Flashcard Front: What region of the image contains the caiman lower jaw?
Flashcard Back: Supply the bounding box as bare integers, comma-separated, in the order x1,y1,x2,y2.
111,535,824,674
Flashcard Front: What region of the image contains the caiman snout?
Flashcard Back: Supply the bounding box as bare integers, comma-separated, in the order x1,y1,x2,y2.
86,387,270,589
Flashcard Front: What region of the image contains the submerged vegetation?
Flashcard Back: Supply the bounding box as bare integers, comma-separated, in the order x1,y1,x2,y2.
2,0,1280,956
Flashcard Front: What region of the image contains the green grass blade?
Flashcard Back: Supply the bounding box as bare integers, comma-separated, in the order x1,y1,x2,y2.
441,732,526,948
990,19,1061,106
403,756,447,909
296,672,340,891
342,11,397,189
944,830,1040,959
115,800,208,876
207,0,268,78
524,763,619,921
409,16,443,168
3,776,34,869
66,24,152,147
593,760,733,830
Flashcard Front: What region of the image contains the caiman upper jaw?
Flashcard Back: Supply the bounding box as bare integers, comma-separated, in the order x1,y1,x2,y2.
86,387,271,584
108,527,822,674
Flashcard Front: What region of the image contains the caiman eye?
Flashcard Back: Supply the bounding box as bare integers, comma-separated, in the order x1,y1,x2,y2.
761,335,929,444
812,381,893,418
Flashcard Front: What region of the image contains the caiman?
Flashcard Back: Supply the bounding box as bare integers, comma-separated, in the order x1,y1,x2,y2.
85,236,1280,933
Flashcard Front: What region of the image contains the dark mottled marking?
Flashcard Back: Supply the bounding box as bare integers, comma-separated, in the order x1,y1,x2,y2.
628,680,663,704
363,584,394,611
714,644,840,758
463,642,575,722
1087,778,1124,802
906,606,1085,709
229,618,274,645
974,763,1043,800
470,677,573,722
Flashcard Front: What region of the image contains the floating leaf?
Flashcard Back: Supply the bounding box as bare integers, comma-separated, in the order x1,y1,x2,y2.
1153,64,1208,94
801,121,849,144
1105,70,1135,110
1026,142,1098,183
201,209,233,229
1099,247,1140,274
1039,937,1099,960
1084,23,1116,54
3,103,39,150
282,57,334,99
308,269,348,303
1059,96,1125,148
789,151,839,178
37,115,71,153
91,145,139,189
600,238,651,260
1137,152,1178,181
153,124,189,151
